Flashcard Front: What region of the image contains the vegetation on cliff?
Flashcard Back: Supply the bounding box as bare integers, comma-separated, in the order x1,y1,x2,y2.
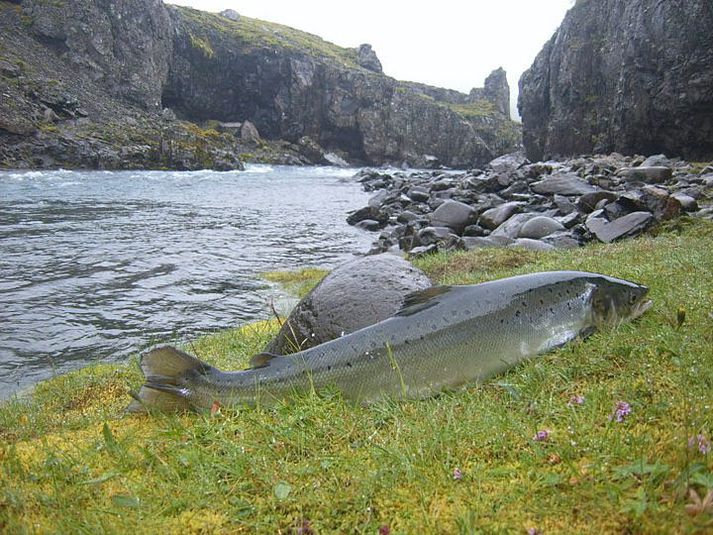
1,220,712,533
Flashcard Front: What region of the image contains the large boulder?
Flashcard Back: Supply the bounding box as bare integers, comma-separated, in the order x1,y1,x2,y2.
264,255,432,355
518,0,713,161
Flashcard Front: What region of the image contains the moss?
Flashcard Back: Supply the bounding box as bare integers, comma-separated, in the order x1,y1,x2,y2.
263,268,328,299
188,32,214,59
175,6,360,69
447,99,497,119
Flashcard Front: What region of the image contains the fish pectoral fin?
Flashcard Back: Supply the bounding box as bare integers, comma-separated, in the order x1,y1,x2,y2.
396,286,453,317
249,352,282,369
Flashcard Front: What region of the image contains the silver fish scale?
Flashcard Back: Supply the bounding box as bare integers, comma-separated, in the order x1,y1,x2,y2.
188,271,640,408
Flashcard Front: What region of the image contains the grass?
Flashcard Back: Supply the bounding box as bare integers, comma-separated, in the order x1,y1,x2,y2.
1,219,713,533
174,6,361,69
262,268,328,300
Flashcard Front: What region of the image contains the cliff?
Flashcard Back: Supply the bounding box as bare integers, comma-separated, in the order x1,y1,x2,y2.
0,0,520,170
518,0,713,161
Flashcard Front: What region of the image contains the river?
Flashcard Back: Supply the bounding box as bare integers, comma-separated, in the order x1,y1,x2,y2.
0,165,374,398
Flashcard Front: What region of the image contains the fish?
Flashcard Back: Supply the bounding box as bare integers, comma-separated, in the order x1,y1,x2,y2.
128,271,652,413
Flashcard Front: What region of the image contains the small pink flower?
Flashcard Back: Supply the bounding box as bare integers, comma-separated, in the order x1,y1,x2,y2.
453,467,463,480
610,401,631,423
378,525,391,535
533,429,551,442
568,395,585,406
688,434,711,455
527,528,542,535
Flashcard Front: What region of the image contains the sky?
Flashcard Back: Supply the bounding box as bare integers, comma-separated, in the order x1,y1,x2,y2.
167,0,576,120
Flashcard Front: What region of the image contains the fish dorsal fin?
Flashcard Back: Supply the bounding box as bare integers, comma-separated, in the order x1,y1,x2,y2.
249,352,281,369
396,285,453,317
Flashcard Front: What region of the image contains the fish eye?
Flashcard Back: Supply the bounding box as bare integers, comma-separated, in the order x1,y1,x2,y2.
629,294,638,304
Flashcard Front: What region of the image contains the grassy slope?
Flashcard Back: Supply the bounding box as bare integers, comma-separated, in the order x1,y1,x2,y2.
1,220,712,533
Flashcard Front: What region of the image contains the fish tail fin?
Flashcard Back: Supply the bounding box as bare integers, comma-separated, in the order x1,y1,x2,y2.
126,345,214,413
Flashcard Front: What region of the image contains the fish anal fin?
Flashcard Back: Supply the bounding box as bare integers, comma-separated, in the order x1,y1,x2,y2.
249,352,281,369
396,286,453,317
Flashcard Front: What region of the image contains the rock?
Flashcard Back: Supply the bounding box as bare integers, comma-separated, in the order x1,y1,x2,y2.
478,201,523,230
518,216,565,239
531,174,598,195
491,212,540,239
407,186,430,202
488,151,527,173
355,44,383,73
671,193,698,212
518,0,713,162
508,238,556,252
0,60,20,78
541,232,581,249
640,154,673,168
240,121,261,144
354,219,382,231
347,206,387,226
617,167,673,184
429,200,477,233
219,9,240,21
264,255,431,355
586,211,655,243
577,191,618,213
415,226,454,247
409,244,439,258
482,67,511,118
640,186,681,220
463,236,514,250
396,211,421,224
463,224,488,237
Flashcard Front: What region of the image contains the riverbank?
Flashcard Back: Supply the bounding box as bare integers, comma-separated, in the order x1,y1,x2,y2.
1,219,712,533
349,153,713,257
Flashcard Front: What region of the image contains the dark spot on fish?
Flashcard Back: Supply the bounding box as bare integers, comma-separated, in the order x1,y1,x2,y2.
550,307,555,314
539,299,544,305
500,318,504,324
327,365,332,371
515,310,521,317
346,362,353,368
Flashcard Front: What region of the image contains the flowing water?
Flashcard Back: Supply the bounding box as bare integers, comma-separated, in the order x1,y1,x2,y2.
0,165,374,398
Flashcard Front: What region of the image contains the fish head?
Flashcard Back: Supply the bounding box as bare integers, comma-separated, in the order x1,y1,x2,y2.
590,276,652,327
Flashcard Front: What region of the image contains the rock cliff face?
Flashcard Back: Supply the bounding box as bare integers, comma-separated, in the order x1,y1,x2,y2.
162,6,519,168
0,0,520,169
519,0,713,161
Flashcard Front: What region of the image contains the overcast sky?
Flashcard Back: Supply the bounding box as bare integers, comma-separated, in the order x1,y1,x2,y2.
167,0,575,119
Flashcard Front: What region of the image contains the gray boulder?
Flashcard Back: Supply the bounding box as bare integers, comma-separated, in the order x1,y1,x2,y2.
518,216,565,239
617,166,672,184
479,201,523,230
264,255,432,355
586,211,654,243
531,174,598,196
429,200,478,233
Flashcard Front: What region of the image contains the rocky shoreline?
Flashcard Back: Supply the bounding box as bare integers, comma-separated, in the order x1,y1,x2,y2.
347,153,713,257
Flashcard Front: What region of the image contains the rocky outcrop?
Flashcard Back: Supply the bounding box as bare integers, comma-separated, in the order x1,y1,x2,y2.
162,6,520,168
265,255,431,355
518,0,713,162
1,0,520,169
22,0,172,109
355,44,382,73
350,153,713,256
